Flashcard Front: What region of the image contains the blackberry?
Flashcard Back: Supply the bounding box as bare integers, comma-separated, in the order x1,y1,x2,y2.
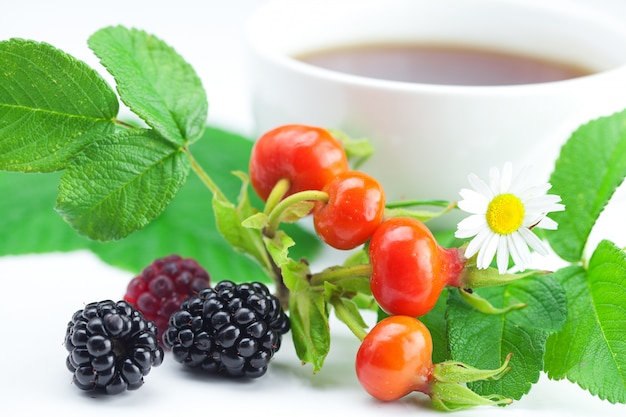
163,280,290,378
124,254,211,339
64,300,164,395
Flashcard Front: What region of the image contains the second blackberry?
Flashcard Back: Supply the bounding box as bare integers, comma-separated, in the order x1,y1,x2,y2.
162,280,290,378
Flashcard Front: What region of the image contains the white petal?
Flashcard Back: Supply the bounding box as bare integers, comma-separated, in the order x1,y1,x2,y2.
456,215,487,238
458,189,489,214
518,183,551,199
535,216,559,230
508,164,531,194
488,166,501,195
522,195,563,211
496,237,511,274
508,233,532,268
477,232,499,270
518,227,549,256
499,162,513,194
468,173,494,199
464,228,492,259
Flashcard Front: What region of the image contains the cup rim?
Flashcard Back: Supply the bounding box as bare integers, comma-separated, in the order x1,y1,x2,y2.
246,0,626,94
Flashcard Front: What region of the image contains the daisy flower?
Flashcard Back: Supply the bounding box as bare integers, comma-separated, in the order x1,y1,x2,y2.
455,162,565,274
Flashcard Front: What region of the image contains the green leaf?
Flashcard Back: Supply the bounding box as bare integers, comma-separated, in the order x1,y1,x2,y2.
544,241,626,403
0,126,320,282
446,275,566,400
546,110,626,262
289,288,331,373
56,128,189,241
420,287,451,363
88,26,207,145
212,172,273,275
265,231,330,372
0,39,118,172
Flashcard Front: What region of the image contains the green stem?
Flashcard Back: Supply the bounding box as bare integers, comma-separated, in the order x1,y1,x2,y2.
113,118,137,129
330,296,368,341
265,189,328,237
184,148,228,202
461,266,550,289
264,178,290,216
385,199,456,209
310,263,372,288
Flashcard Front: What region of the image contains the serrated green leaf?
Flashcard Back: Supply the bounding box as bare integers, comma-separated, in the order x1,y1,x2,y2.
0,38,118,172
546,110,626,262
446,275,566,400
0,126,320,282
56,128,189,241
544,241,626,403
88,26,207,145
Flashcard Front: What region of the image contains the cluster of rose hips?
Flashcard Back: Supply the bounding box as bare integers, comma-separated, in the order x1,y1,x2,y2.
248,124,513,410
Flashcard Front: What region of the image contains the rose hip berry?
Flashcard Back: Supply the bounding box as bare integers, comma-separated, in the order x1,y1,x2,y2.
355,315,512,410
356,315,433,402
313,170,386,250
124,254,210,338
368,217,466,317
249,124,349,201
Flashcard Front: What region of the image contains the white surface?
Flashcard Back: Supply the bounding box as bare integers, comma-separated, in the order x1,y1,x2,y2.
1,1,626,415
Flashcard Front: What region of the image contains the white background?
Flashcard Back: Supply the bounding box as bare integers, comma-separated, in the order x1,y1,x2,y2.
1,1,626,416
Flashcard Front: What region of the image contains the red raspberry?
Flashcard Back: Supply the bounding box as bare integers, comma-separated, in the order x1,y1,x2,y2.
124,255,210,340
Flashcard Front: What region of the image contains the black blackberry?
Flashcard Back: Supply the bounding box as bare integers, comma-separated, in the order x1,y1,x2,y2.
64,300,164,395
162,280,290,378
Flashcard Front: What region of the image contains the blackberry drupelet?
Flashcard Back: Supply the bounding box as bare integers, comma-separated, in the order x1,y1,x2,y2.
124,254,211,339
163,280,290,378
64,300,164,395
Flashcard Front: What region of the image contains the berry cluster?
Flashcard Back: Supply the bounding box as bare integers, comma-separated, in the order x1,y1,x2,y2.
123,254,211,338
162,280,290,378
65,255,290,394
64,300,164,395
249,124,386,250
248,124,514,409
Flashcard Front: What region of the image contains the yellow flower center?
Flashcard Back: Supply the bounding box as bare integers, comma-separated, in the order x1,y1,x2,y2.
486,193,525,235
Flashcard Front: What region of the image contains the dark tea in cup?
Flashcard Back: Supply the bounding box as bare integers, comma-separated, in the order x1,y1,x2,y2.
296,43,593,86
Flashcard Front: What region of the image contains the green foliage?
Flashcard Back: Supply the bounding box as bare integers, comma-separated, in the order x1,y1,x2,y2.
0,39,118,172
446,276,566,400
56,129,190,240
2,24,626,409
544,241,626,404
88,26,207,146
0,126,319,280
546,110,626,262
0,29,319,283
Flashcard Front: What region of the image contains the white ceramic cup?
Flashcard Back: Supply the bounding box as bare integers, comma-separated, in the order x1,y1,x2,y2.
245,0,626,228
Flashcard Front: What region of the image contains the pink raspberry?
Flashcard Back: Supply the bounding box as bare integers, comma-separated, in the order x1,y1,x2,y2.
124,254,210,341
